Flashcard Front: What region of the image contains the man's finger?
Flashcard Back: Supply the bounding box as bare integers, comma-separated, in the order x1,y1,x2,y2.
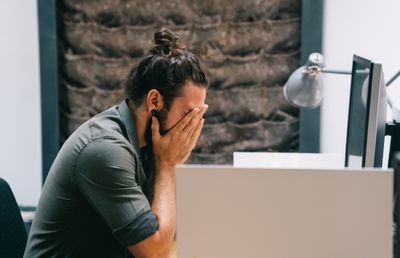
183,113,201,139
200,104,208,117
183,104,208,133
151,116,161,142
188,118,205,149
173,107,200,132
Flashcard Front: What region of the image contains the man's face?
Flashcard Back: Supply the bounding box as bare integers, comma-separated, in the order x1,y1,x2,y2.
145,81,207,145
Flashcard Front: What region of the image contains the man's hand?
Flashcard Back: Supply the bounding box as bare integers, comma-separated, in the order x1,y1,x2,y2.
128,105,208,257
151,105,208,168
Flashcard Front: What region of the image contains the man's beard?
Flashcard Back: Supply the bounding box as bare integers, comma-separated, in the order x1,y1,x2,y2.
144,106,169,149
141,108,170,201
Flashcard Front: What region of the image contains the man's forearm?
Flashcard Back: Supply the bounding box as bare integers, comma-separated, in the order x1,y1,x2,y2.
129,163,176,257
151,162,176,253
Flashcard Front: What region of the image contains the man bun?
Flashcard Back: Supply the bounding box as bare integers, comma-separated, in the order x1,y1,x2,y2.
150,27,185,56
126,27,208,109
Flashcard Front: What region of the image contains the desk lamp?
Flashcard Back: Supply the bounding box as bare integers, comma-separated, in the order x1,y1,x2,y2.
283,52,400,167
283,52,400,120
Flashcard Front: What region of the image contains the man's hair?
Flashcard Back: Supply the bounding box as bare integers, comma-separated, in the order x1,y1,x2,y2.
125,28,209,109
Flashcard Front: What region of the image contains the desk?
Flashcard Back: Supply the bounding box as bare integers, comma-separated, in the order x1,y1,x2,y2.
233,152,344,168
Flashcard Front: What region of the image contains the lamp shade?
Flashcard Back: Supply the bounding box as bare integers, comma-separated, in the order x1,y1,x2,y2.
283,66,324,109
283,52,325,109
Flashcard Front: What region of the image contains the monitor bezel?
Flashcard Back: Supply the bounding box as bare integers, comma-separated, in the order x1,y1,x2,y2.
344,55,385,168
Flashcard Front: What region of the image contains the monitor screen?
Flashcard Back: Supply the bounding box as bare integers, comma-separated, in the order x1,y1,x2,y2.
345,55,387,168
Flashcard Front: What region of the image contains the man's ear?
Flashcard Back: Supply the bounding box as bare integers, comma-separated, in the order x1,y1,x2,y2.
146,89,164,113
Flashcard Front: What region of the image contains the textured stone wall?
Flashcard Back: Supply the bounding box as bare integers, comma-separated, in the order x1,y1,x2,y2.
58,0,301,164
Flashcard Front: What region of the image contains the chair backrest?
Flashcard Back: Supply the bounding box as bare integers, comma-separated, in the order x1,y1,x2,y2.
0,178,27,258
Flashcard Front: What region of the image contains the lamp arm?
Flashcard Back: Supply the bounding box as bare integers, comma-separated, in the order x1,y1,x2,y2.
386,70,400,122
388,95,394,109
387,70,400,87
321,69,352,75
321,68,400,87
388,95,400,122
320,67,398,119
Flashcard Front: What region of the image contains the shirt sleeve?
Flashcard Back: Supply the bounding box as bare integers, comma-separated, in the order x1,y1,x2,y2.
73,136,158,246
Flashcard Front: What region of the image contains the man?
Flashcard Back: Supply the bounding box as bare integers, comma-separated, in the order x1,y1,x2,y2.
24,28,209,258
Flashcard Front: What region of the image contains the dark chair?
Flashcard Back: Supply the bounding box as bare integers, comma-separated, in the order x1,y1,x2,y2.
0,178,27,258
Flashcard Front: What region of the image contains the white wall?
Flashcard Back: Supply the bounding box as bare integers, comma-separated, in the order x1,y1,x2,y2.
321,0,400,167
0,1,42,206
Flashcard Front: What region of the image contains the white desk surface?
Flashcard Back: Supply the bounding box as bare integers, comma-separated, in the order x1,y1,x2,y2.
234,152,344,169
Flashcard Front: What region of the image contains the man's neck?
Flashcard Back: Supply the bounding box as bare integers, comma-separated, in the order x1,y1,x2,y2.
128,100,148,148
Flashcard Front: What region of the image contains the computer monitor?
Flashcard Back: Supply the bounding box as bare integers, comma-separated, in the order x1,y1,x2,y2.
345,55,387,168
176,166,393,258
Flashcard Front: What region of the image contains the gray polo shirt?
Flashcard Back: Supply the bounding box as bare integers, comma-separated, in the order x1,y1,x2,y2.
24,100,158,258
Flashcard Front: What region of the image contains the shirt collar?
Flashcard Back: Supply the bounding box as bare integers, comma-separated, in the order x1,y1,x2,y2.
118,99,141,158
